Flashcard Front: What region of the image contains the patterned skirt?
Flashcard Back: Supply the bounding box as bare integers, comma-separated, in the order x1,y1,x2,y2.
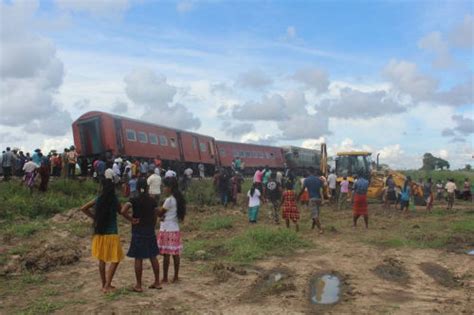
91,234,124,263
282,202,299,221
353,193,368,216
157,231,182,255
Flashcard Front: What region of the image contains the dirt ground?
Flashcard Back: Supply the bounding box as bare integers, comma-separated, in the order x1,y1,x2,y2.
1,200,473,314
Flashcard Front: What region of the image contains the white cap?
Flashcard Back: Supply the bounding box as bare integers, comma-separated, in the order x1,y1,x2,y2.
105,168,115,180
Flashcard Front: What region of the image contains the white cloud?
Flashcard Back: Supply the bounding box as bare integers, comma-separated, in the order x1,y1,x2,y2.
0,0,71,136
241,133,279,146
41,136,73,154
318,87,406,118
111,100,128,114
124,68,201,130
232,94,287,121
176,0,194,13
277,114,330,140
55,0,131,17
384,59,438,101
418,31,453,69
292,68,329,93
448,14,474,48
301,137,326,150
235,69,273,90
222,122,255,137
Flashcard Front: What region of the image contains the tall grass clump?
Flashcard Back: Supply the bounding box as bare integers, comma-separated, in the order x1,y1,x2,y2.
225,226,309,264
202,216,234,231
184,179,218,206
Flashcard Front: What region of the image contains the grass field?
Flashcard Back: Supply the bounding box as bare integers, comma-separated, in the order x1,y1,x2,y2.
0,173,472,314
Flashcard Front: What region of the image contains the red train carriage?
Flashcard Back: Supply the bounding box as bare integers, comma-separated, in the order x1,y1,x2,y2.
72,111,217,169
216,141,285,172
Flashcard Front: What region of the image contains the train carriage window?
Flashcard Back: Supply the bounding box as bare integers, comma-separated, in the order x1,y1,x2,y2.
199,143,207,152
251,151,257,158
220,148,226,157
159,135,168,146
259,152,265,159
192,138,197,149
245,151,251,157
170,138,177,148
270,153,275,159
137,131,148,143
233,150,239,157
239,151,245,157
126,129,137,142
149,133,158,145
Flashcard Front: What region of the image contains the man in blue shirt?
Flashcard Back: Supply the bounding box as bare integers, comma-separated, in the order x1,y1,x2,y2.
299,167,324,233
352,173,369,229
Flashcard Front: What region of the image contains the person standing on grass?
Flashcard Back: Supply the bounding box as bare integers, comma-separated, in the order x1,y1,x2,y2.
463,178,471,201
384,174,396,210
247,182,262,224
327,171,337,203
436,180,444,201
299,174,310,206
424,178,434,213
157,177,186,283
80,178,124,293
400,178,411,216
38,153,51,192
198,163,205,180
266,172,282,224
230,172,243,207
282,181,300,231
2,147,16,181
218,169,230,207
445,178,457,211
299,167,324,234
121,178,162,292
67,146,78,178
338,177,350,210
352,173,369,229
147,170,162,204
22,159,38,193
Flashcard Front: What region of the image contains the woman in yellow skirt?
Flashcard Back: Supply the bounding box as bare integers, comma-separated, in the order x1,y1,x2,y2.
81,178,125,293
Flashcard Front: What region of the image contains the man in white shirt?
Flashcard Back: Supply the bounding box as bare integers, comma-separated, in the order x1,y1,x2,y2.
165,168,177,178
445,178,457,211
147,171,162,203
327,172,337,202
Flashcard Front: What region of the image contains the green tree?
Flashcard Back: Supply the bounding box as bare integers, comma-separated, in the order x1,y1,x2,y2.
421,153,450,170
465,164,472,171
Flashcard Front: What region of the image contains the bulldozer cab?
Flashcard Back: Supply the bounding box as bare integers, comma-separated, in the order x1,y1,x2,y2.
335,152,372,182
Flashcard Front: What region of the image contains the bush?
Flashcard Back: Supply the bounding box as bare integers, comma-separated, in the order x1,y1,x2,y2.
184,179,218,206
202,216,234,231
225,226,309,264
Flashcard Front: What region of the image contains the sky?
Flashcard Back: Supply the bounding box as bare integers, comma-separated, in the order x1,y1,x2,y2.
0,0,473,169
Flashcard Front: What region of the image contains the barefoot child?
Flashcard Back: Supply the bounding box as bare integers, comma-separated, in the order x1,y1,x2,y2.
247,182,261,223
121,178,161,292
80,179,124,293
282,181,300,231
157,177,186,283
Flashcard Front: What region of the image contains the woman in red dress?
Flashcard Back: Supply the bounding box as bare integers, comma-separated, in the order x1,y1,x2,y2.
282,181,300,231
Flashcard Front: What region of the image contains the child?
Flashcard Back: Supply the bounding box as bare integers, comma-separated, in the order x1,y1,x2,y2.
247,182,261,223
281,181,300,231
157,177,186,283
121,178,161,292
400,179,411,216
299,175,309,206
129,174,138,198
338,177,349,210
80,179,124,293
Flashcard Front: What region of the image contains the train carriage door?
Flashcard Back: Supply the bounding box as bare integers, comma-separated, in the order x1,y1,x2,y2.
114,118,125,156
193,136,202,160
77,116,104,156
176,132,185,162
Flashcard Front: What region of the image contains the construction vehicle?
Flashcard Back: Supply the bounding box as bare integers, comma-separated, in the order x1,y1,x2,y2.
334,151,423,201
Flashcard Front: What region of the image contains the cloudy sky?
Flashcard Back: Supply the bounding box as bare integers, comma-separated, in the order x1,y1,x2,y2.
0,0,472,169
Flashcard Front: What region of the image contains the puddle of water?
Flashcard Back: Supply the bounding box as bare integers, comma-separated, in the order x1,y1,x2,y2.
467,250,474,256
310,274,341,305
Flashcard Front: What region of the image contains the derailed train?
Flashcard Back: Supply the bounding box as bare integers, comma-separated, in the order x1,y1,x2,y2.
72,111,322,173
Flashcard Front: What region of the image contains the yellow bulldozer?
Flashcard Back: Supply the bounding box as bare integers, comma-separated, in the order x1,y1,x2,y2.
334,151,423,201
